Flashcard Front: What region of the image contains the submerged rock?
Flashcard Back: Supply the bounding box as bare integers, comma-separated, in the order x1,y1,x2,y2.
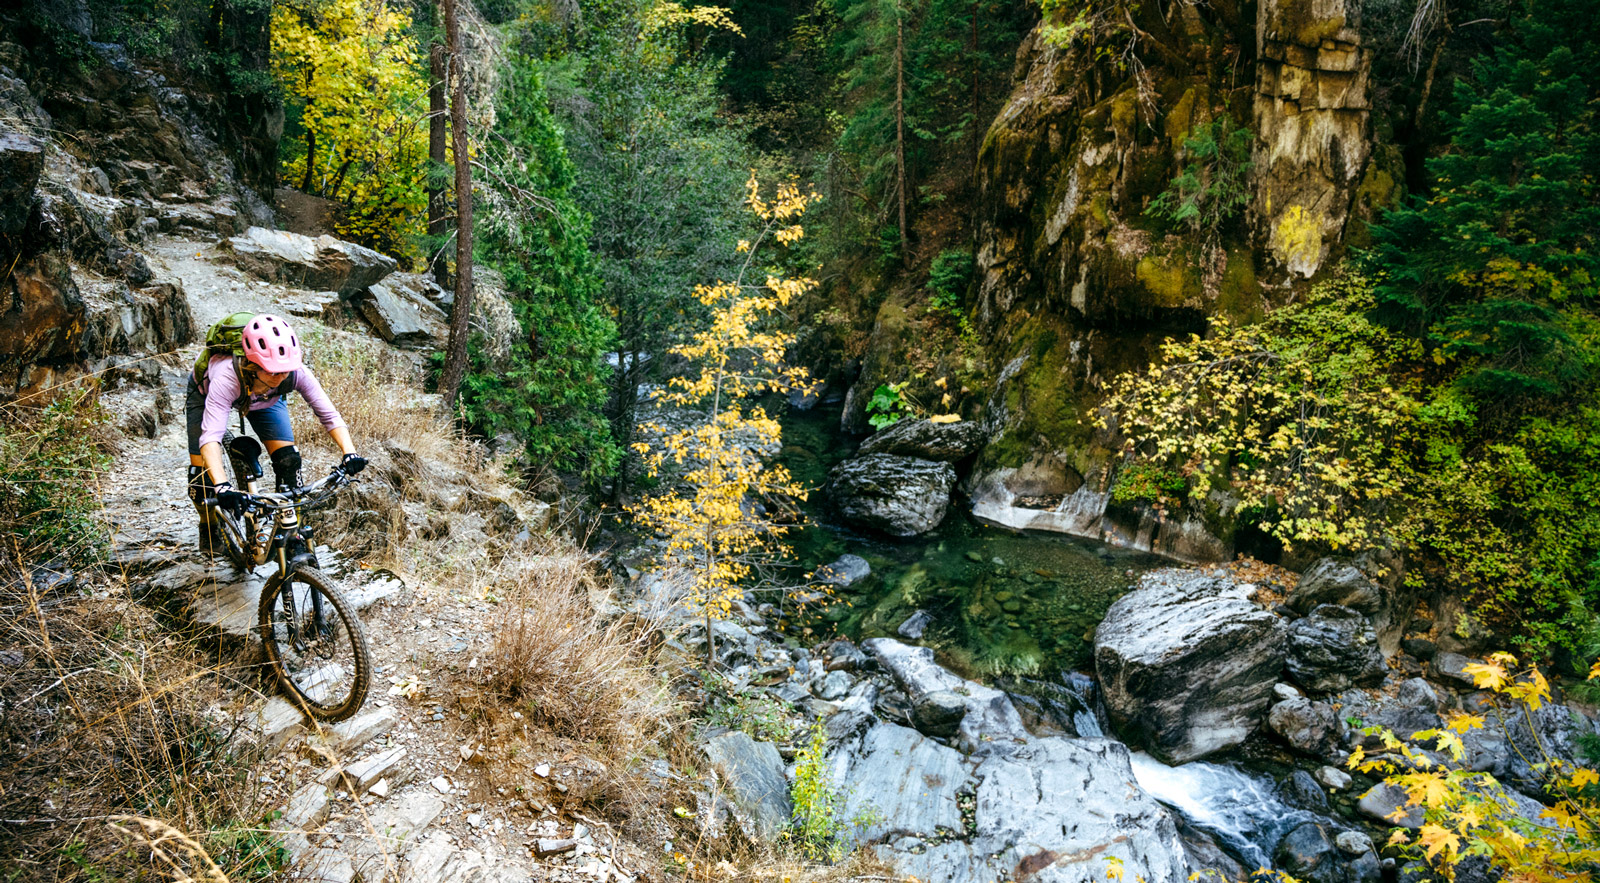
826,454,956,537
1095,571,1286,763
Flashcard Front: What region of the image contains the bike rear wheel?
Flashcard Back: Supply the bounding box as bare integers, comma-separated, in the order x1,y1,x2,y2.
258,566,370,722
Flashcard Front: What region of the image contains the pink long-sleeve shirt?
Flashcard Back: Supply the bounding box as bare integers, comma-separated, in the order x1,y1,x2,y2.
196,354,346,448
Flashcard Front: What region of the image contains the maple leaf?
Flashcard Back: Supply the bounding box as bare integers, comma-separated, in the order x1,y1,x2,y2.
1418,823,1460,860
1446,712,1486,735
1462,660,1509,692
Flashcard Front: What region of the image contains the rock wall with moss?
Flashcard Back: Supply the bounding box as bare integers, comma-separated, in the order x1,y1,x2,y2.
842,0,1419,561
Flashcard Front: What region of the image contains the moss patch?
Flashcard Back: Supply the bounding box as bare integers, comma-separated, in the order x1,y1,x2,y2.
1136,251,1203,309
1215,248,1262,324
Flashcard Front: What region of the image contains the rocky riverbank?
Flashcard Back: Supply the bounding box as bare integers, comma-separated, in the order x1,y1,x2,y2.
660,553,1600,882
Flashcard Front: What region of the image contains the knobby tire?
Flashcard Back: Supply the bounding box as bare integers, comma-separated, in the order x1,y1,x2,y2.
258,566,371,722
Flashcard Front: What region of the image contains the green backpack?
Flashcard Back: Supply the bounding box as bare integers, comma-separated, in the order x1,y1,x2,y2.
193,312,295,415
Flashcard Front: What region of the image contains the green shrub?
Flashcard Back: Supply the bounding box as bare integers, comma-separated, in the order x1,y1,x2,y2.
0,386,114,566
787,722,848,861
927,249,975,319
1110,462,1186,509
1147,116,1253,248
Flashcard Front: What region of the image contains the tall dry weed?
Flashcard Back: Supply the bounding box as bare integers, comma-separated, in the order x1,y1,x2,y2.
480,547,675,752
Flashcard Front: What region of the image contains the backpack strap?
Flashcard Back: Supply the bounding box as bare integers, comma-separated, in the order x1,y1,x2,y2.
228,356,298,420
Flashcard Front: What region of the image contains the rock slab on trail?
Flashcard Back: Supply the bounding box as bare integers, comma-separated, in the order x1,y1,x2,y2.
224,226,396,295
1095,570,1286,764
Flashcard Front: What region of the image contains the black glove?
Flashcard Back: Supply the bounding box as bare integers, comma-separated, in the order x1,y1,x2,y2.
213,482,247,515
338,453,367,476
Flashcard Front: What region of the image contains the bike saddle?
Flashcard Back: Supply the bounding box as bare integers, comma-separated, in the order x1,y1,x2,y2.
226,434,265,482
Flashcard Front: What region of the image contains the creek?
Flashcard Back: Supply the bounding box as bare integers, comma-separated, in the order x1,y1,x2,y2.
777,403,1349,869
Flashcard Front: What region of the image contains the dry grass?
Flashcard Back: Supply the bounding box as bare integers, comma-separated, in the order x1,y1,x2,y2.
0,556,275,882
480,548,675,750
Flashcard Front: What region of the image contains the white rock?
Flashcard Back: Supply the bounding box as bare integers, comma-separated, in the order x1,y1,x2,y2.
431,776,452,794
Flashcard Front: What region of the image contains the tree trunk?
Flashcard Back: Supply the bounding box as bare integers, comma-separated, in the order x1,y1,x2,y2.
438,0,475,415
895,0,908,266
428,40,450,289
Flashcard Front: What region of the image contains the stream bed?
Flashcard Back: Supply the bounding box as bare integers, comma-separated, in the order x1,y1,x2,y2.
777,404,1163,677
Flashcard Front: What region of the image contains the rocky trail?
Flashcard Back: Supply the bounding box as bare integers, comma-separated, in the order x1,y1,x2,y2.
95,236,644,883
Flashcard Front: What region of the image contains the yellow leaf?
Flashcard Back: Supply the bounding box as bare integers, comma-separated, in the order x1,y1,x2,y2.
1417,823,1459,860
929,413,962,424
1461,660,1509,692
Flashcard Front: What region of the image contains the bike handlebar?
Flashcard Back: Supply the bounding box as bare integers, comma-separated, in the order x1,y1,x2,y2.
233,468,356,512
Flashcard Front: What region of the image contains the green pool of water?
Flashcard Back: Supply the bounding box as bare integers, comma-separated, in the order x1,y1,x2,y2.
776,404,1162,678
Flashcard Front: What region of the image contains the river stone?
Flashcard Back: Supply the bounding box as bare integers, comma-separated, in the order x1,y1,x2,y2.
1396,677,1439,711
815,554,872,588
1335,830,1373,856
858,417,986,462
814,669,853,702
896,609,933,640
1094,570,1287,764
1268,697,1343,757
225,226,397,295
1287,559,1382,616
703,732,790,840
863,638,1029,752
1273,821,1379,883
886,738,1191,883
1282,769,1329,813
827,723,969,846
1356,782,1423,829
826,454,956,537
1286,605,1385,693
1315,765,1351,790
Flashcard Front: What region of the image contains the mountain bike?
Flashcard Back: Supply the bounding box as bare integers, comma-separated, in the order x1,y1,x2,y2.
209,434,371,722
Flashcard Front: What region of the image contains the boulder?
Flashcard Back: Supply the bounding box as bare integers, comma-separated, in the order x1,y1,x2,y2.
858,417,987,462
815,554,871,588
881,738,1191,883
225,226,397,295
1287,559,1382,616
357,282,431,344
1357,782,1423,829
1286,605,1385,693
826,454,956,537
862,638,1029,752
1432,651,1481,688
0,132,43,234
1094,570,1287,763
703,732,790,841
1268,697,1343,757
826,723,970,847
0,253,82,387
1282,769,1330,813
1315,765,1351,791
910,690,968,738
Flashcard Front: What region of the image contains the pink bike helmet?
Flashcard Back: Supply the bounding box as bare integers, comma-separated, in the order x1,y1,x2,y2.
241,314,303,374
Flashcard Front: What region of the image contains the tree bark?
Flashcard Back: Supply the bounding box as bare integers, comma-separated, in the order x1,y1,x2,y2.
895,0,908,265
428,40,450,289
438,0,476,415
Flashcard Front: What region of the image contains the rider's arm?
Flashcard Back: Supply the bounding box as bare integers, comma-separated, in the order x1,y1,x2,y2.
330,425,356,457
198,359,243,485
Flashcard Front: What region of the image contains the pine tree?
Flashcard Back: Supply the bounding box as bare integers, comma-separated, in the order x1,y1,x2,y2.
1368,0,1600,402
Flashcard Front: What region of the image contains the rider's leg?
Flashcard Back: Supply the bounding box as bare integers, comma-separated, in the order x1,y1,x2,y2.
184,379,223,552
246,398,299,490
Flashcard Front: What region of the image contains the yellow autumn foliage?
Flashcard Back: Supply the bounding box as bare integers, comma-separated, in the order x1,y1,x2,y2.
272,0,429,261
1355,653,1600,879
630,176,822,664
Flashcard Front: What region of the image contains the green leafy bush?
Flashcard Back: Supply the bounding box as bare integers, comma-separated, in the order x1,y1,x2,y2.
787,722,848,861
1110,462,1186,509
701,671,794,743
866,382,913,430
927,249,975,319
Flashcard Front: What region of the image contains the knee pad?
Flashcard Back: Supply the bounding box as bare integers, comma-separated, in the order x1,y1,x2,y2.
271,446,302,490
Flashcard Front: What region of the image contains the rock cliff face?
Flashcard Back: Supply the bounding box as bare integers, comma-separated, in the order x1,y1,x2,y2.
848,0,1405,563
0,29,274,395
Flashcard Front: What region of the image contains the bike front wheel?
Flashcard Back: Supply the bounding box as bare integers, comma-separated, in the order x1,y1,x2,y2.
258,567,371,722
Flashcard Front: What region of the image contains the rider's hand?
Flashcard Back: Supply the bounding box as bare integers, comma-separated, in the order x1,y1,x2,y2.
213,483,247,515
338,453,367,476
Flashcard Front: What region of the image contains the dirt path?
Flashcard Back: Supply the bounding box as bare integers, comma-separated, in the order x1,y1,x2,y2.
100,241,646,883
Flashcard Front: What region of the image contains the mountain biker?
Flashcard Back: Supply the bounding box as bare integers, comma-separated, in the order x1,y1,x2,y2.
184,313,366,550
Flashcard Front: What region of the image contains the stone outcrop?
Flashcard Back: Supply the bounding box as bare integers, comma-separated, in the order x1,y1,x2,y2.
703,732,791,841
225,227,397,296
357,281,433,345
826,454,956,537
1251,0,1373,281
1095,570,1286,763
